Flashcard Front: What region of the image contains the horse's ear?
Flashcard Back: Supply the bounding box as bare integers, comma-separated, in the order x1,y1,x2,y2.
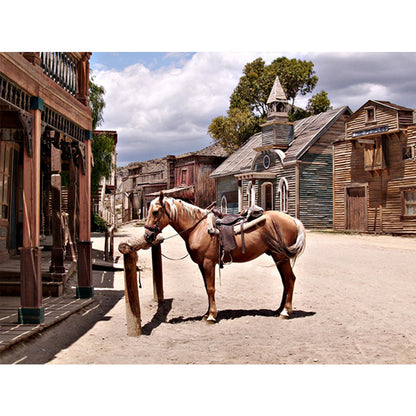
159,191,164,205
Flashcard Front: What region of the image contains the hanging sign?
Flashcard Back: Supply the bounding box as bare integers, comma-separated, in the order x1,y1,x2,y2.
352,125,389,138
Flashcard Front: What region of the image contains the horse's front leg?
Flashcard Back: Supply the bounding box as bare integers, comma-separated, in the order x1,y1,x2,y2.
274,258,296,319
198,259,217,324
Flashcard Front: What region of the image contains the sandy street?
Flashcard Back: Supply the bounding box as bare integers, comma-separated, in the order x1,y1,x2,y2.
1,221,416,366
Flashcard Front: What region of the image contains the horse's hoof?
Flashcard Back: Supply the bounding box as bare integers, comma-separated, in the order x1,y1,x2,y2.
277,308,291,319
206,316,217,325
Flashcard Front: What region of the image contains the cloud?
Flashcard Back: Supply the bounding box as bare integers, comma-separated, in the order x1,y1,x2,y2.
93,52,416,166
94,52,270,165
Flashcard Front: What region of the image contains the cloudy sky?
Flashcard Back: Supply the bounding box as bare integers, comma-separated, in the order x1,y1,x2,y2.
90,51,416,166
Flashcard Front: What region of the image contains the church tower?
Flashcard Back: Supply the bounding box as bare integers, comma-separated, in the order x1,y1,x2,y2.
260,75,294,149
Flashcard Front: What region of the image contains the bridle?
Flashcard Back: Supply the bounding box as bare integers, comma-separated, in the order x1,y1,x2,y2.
144,202,171,243
144,199,211,243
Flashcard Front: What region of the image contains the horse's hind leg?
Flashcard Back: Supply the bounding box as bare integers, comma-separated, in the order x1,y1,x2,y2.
198,260,217,323
273,258,296,319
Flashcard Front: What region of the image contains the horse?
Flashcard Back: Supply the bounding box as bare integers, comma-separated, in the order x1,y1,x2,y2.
144,192,306,323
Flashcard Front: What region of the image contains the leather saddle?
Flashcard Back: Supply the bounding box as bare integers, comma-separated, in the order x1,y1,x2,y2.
211,206,264,267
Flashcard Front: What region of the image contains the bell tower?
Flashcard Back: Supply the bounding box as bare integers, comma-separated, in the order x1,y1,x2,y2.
261,75,294,149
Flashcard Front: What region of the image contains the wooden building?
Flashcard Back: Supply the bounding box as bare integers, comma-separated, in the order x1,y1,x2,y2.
153,143,227,208
0,52,94,323
120,157,168,221
333,100,416,234
211,75,351,229
121,142,227,220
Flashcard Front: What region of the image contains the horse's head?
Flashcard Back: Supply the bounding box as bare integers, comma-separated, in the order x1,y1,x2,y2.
144,192,172,243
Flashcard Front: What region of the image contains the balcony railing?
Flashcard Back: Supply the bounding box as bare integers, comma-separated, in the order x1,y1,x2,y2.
40,52,77,97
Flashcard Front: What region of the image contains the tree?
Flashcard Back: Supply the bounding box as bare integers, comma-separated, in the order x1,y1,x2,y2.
89,76,115,195
89,75,106,131
306,90,332,115
208,107,259,154
208,56,320,152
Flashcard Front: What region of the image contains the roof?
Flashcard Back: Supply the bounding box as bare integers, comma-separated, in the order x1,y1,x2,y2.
285,106,352,163
267,76,287,104
177,142,228,159
211,106,351,177
210,133,262,178
348,100,414,122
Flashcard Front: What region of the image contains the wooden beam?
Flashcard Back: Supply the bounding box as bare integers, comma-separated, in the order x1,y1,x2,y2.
123,251,142,336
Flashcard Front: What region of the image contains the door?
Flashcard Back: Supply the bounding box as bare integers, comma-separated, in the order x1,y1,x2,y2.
346,186,367,231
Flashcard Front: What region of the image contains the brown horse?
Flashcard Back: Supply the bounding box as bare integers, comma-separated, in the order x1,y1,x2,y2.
144,193,306,323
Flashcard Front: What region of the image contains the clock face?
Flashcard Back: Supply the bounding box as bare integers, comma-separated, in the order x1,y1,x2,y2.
263,154,271,169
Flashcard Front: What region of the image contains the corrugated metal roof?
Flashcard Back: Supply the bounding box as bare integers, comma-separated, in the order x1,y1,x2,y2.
210,133,262,178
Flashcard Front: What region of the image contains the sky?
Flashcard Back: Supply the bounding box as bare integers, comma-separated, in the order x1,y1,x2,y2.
90,51,416,166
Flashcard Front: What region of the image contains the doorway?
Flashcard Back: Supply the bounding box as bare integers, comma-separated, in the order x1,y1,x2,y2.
345,185,367,231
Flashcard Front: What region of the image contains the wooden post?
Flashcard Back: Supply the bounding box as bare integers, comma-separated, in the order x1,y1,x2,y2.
50,141,66,274
123,251,141,336
151,244,164,302
19,97,44,324
76,132,93,298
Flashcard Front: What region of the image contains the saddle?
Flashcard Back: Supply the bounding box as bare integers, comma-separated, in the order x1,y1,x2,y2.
208,206,264,267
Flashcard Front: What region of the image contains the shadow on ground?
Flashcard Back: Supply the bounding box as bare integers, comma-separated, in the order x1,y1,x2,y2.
0,270,124,365
167,309,315,324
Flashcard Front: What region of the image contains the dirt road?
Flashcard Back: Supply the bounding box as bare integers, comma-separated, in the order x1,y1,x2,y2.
1,223,416,365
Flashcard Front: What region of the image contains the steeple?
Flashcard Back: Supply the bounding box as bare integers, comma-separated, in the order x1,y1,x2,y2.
267,75,289,121
260,74,294,149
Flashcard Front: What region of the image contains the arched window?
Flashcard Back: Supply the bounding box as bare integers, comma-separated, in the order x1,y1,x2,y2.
278,177,289,213
221,195,227,214
261,182,273,211
247,181,256,207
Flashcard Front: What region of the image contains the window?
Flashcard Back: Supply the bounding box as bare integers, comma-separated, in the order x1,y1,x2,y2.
403,145,415,161
261,182,273,211
278,177,289,213
402,188,416,219
363,137,385,171
247,181,255,207
221,195,227,214
0,142,13,220
181,169,187,185
365,106,376,123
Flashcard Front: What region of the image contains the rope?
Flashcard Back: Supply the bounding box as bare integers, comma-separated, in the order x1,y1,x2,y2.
161,252,190,261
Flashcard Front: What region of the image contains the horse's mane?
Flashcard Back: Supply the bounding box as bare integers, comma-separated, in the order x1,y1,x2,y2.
151,197,208,222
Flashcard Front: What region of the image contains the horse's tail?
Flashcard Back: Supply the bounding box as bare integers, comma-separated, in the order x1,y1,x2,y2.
264,214,306,265
286,218,306,265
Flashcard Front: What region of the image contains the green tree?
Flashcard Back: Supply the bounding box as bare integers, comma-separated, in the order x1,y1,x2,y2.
89,76,115,195
208,107,259,154
89,75,106,131
306,90,332,115
208,56,320,152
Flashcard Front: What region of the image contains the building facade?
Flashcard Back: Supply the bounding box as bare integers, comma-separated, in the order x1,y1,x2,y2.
0,52,94,323
333,100,416,234
211,75,351,229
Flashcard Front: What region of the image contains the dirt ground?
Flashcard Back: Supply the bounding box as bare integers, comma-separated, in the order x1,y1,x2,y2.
1,222,416,365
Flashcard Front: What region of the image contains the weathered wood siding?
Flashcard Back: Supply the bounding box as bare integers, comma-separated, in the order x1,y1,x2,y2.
195,163,218,208
346,104,399,140
297,114,348,228
334,106,416,234
216,175,239,214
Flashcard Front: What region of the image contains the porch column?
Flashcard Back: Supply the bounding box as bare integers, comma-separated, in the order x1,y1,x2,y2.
49,140,66,274
19,97,44,324
76,131,93,298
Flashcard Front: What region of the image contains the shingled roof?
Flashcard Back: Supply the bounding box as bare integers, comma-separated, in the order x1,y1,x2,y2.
211,106,351,177
177,142,228,159
210,133,262,178
284,106,351,163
